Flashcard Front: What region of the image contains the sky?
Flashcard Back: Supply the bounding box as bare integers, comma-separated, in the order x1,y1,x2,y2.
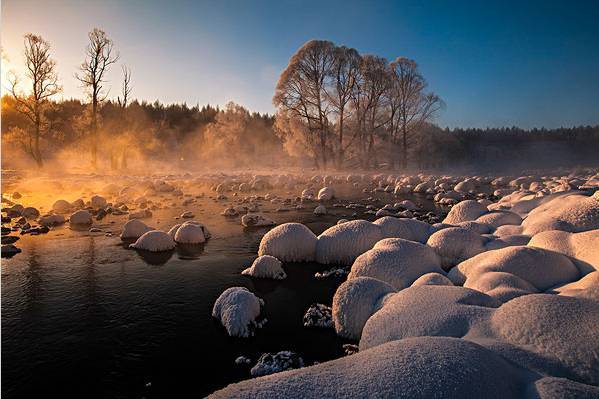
2,0,598,128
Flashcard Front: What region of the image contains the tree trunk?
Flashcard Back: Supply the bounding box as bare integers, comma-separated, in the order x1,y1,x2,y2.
34,115,43,168
91,96,98,169
401,125,408,169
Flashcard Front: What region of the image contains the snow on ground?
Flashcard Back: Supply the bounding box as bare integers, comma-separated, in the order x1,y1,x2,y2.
208,173,598,397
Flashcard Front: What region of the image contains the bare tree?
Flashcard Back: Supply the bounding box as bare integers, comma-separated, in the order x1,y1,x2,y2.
75,28,119,168
328,46,360,168
388,58,443,169
274,40,335,168
8,34,61,168
115,65,132,169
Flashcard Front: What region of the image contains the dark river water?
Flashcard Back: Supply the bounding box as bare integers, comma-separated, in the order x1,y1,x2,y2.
2,182,443,398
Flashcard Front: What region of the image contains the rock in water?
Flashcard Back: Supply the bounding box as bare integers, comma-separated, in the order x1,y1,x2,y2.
303,304,333,328
250,351,304,377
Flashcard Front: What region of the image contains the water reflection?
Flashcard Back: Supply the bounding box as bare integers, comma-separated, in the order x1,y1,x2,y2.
175,243,205,259
134,248,174,265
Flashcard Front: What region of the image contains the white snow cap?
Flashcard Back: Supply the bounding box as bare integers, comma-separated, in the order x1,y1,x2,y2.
313,205,327,215
258,223,317,262
129,230,176,252
332,277,396,339
120,219,154,240
242,255,287,280
373,216,435,243
316,220,383,265
317,186,334,201
348,238,444,290
168,221,211,242
443,200,489,224
427,227,488,269
209,337,535,399
212,287,263,338
241,213,275,227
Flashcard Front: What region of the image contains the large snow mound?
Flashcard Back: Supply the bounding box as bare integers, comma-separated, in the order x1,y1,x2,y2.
521,194,599,235
130,230,176,252
449,246,580,292
316,220,383,265
212,287,263,338
491,293,599,385
209,337,530,399
348,238,443,290
360,285,500,351
528,229,599,272
373,216,435,243
242,255,287,280
427,227,487,269
120,219,154,240
332,277,395,339
411,272,454,287
443,200,489,224
258,223,317,262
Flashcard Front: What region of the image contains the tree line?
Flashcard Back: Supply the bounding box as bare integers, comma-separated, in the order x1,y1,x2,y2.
3,33,598,171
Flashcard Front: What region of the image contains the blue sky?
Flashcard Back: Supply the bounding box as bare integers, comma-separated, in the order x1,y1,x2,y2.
2,0,598,128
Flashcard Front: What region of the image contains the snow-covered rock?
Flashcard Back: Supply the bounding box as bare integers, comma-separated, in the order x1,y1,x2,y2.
250,351,304,377
242,255,286,280
90,195,107,208
313,205,327,215
209,337,531,399
212,287,263,338
373,217,434,243
411,272,454,287
130,230,176,252
258,223,317,262
360,285,499,350
348,238,443,290
316,220,383,265
39,214,65,227
303,303,333,328
172,222,207,244
120,219,154,240
69,210,92,225
443,200,489,224
52,199,71,213
449,246,580,297
317,187,334,201
427,227,488,269
521,193,599,235
332,277,395,339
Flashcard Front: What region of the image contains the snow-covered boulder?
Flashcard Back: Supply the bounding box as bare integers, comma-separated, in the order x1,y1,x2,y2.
317,187,334,201
332,277,396,339
212,287,263,338
120,219,154,240
173,222,206,244
475,210,522,230
360,285,499,350
250,351,304,377
491,293,599,385
130,230,176,252
69,210,92,225
528,229,599,272
449,246,580,293
373,217,434,243
258,223,317,262
90,195,107,209
209,337,530,399
443,200,489,224
22,207,40,220
242,255,286,280
316,220,383,265
313,205,327,215
411,272,454,287
52,199,71,213
427,227,488,269
521,194,599,235
39,214,65,227
348,238,443,290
